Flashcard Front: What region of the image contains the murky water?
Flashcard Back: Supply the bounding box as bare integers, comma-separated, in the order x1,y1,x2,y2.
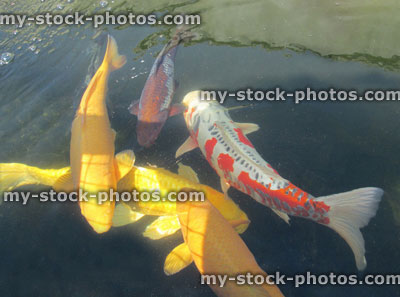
0,1,400,297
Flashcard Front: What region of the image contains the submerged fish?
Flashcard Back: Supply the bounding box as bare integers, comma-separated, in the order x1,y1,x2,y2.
0,154,249,238
114,161,250,238
0,163,70,198
0,150,134,211
174,197,285,297
0,156,251,280
113,160,252,275
177,90,383,270
128,26,195,147
0,161,283,297
70,35,131,233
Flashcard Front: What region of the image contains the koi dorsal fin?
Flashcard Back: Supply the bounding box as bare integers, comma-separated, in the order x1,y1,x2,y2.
235,122,259,135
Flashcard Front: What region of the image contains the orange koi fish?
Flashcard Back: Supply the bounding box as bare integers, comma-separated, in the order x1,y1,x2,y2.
70,35,131,233
171,197,285,297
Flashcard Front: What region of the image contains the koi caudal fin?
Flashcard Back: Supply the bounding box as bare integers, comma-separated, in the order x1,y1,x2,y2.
0,163,70,194
104,35,126,72
317,187,383,270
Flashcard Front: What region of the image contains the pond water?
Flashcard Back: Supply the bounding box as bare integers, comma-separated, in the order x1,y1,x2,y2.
0,1,399,296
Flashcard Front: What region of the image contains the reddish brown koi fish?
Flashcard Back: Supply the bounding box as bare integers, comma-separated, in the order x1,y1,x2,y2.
129,26,195,147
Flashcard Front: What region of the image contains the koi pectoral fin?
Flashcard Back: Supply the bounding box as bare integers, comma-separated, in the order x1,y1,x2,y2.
112,202,145,227
115,150,136,180
168,104,186,117
271,209,290,225
175,136,198,158
228,218,251,229
143,215,181,240
164,242,193,276
177,163,199,183
220,178,230,195
128,100,140,116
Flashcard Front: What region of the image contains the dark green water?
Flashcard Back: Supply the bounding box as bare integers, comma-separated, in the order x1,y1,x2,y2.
0,1,400,297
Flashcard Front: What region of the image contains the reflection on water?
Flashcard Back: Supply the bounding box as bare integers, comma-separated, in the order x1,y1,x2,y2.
1,0,400,70
0,1,400,297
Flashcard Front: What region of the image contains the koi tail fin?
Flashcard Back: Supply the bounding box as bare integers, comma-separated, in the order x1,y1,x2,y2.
104,35,126,72
0,163,70,199
317,187,383,270
175,25,200,41
163,25,199,53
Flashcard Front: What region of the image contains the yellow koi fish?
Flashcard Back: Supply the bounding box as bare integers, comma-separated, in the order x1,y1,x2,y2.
70,35,128,233
114,162,249,236
0,160,282,296
0,163,70,199
112,161,252,275
0,158,254,284
0,150,134,202
174,198,285,297
0,153,248,240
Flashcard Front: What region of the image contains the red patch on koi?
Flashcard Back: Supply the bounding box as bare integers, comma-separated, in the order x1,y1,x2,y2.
239,172,308,209
314,201,331,213
238,171,266,195
189,107,195,120
234,128,254,148
317,217,330,225
205,138,217,162
184,107,190,116
217,153,235,172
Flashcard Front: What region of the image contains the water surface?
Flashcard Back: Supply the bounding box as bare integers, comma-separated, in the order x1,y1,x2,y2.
0,1,400,296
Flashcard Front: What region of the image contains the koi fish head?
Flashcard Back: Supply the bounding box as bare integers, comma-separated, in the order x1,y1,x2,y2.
182,90,202,108
182,91,204,137
182,90,221,110
182,90,225,139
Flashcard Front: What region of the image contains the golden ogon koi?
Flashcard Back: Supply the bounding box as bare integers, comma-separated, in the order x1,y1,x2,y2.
0,154,249,239
174,197,285,297
114,161,249,234
0,161,284,297
70,35,130,233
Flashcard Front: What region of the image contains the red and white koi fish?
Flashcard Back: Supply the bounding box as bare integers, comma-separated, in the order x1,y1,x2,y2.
129,26,196,147
176,90,383,271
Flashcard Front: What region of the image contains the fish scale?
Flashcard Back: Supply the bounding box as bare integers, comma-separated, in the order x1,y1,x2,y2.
178,91,383,270
130,27,195,147
187,101,323,222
